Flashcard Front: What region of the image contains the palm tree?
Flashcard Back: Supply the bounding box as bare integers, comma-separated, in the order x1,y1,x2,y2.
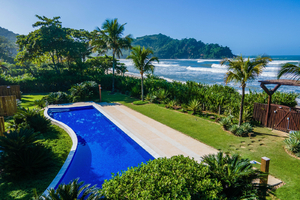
93,19,132,93
127,46,159,101
277,63,300,80
221,55,271,125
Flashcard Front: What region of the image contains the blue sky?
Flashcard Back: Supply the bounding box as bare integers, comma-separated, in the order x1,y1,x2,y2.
0,0,299,55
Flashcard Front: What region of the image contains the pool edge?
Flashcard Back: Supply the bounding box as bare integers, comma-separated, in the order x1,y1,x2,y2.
42,107,79,196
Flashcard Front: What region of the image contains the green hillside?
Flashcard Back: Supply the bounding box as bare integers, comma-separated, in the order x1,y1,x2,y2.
0,27,18,62
119,33,235,59
0,27,19,42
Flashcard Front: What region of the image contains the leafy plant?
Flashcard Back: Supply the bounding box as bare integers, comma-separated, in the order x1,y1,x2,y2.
166,99,176,108
187,99,201,115
284,131,300,154
155,89,169,102
202,152,269,199
133,100,148,105
69,81,98,102
219,115,234,130
34,98,48,109
0,129,51,178
39,178,100,200
12,108,51,133
43,91,70,105
100,155,222,199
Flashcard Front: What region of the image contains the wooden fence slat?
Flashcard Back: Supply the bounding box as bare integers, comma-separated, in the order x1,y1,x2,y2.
0,85,21,99
0,116,4,136
0,95,17,116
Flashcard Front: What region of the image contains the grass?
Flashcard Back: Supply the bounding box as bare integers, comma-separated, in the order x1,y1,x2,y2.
0,93,72,199
99,91,300,200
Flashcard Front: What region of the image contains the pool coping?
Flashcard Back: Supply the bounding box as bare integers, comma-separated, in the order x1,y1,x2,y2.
43,102,161,195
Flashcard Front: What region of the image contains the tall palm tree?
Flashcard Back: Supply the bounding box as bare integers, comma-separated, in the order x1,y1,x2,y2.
277,63,300,80
93,19,132,93
221,55,271,125
127,46,159,101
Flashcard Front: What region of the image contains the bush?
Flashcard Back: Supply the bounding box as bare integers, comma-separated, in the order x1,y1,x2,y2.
0,129,51,178
39,178,100,199
43,91,70,105
133,100,148,105
202,152,269,199
228,123,253,137
100,155,222,199
219,115,233,130
12,108,51,133
284,131,300,154
69,81,98,102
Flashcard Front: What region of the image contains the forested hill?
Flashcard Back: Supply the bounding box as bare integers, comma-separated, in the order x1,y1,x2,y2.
0,27,18,42
120,33,235,59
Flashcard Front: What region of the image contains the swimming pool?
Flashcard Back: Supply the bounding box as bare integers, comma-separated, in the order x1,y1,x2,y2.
45,104,157,189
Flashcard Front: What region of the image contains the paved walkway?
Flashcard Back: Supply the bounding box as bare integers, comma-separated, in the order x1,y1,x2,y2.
98,102,218,163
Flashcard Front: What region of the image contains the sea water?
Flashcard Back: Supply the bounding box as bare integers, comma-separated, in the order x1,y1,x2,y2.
121,55,300,94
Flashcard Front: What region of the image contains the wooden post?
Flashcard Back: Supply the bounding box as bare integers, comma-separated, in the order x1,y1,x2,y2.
0,116,5,136
99,84,102,102
260,157,270,185
265,95,271,127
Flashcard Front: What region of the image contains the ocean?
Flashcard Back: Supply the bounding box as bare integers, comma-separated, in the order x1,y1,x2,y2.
121,55,300,95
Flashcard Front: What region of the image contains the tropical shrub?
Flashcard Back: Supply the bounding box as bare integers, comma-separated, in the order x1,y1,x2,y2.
133,100,148,105
43,91,70,105
34,98,49,109
166,99,176,108
38,178,100,200
202,152,269,199
100,155,222,199
12,108,51,133
69,81,98,102
219,115,234,130
284,131,300,156
0,129,51,178
227,122,253,137
187,99,201,115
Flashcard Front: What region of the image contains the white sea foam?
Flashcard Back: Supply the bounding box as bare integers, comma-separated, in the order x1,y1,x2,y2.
211,64,228,68
186,66,227,73
269,60,299,65
197,59,222,63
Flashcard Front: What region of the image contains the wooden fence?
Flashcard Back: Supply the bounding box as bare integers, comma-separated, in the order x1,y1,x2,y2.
0,85,21,99
0,95,17,116
253,103,300,132
0,116,4,136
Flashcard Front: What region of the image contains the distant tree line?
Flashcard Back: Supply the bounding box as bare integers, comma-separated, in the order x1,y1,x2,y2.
119,33,235,59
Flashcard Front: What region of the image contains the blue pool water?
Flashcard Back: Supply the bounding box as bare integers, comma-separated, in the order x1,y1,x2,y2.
48,106,154,187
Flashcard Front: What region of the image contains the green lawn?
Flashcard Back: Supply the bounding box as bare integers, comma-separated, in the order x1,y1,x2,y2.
0,93,72,199
100,91,300,200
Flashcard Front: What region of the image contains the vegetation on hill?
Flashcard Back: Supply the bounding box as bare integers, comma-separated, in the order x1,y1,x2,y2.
0,27,19,42
119,33,235,59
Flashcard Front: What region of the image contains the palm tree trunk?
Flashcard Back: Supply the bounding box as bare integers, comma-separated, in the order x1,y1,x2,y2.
112,52,115,93
141,72,144,101
239,84,245,126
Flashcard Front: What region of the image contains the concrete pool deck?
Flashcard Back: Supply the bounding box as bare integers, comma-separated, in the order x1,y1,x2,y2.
46,102,282,187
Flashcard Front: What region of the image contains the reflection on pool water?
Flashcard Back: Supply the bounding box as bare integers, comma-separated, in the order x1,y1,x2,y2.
48,106,154,187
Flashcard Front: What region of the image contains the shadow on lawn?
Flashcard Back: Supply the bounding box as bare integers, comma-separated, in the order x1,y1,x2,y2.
253,130,287,138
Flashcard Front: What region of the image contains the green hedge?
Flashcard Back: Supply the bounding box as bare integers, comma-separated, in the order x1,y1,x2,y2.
100,155,222,199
